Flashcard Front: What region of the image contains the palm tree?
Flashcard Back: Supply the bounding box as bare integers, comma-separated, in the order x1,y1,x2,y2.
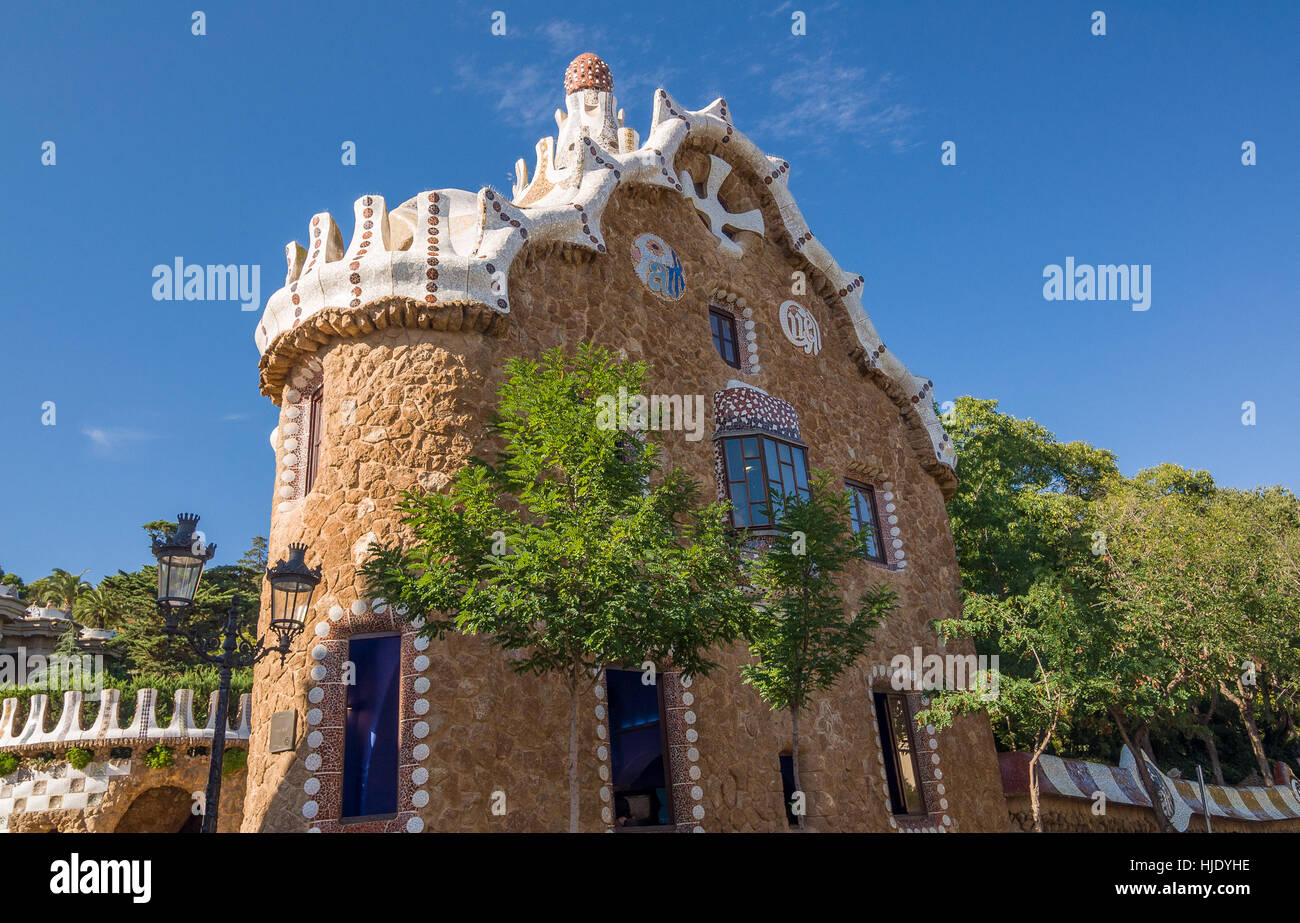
73,585,118,629
39,569,92,611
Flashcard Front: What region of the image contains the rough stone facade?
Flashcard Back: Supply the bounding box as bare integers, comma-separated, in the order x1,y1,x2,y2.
2,756,245,833
243,55,1007,833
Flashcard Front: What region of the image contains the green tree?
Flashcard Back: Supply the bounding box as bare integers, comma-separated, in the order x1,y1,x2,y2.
73,586,119,629
741,473,896,829
32,568,93,611
363,345,752,832
919,581,1103,832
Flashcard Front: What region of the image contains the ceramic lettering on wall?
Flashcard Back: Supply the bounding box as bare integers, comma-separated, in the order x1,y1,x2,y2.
631,233,686,301
779,300,821,356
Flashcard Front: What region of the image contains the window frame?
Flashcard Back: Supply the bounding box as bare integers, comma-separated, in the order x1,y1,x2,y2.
304,387,324,494
605,666,676,830
873,692,928,817
340,631,402,821
708,305,742,369
719,432,811,531
845,479,887,564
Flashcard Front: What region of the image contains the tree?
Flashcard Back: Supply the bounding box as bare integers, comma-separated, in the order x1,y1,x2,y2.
73,586,119,629
919,580,1102,832
34,569,92,611
363,345,752,831
741,473,897,829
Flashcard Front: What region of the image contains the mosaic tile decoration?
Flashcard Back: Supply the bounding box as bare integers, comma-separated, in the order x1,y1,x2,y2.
300,596,424,834
711,289,761,375
631,233,686,300
0,759,130,819
0,688,252,750
999,749,1300,830
253,53,955,473
713,383,801,442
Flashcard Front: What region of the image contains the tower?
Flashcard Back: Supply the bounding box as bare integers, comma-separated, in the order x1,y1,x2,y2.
245,54,1003,833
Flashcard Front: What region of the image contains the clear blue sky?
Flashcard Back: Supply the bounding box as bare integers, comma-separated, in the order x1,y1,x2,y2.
2,1,1296,583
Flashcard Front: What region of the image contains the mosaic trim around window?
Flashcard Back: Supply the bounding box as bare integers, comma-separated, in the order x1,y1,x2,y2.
300,596,427,833
708,288,760,375
275,362,323,513
845,462,907,571
867,679,954,833
711,385,801,507
595,669,704,832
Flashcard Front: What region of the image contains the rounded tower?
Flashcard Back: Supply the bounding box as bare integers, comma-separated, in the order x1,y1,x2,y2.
244,54,1003,833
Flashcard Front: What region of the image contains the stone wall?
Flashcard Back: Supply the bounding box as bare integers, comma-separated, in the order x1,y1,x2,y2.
246,141,1007,832
2,755,245,833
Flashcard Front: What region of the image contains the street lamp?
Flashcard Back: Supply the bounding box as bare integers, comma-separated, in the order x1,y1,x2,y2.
151,514,321,833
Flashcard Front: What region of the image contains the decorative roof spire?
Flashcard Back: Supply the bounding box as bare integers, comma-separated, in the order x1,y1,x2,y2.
564,52,612,94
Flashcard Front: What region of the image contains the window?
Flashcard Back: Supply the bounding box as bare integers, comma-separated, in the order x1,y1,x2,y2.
304,388,324,493
874,692,926,816
778,752,799,826
721,435,810,529
606,668,673,828
709,307,741,368
847,481,886,563
342,634,401,820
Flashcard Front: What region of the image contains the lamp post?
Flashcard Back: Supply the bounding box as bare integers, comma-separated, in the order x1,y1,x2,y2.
151,514,320,833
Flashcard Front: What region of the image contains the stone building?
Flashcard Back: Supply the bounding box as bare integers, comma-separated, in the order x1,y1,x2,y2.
0,586,117,662
244,53,1010,833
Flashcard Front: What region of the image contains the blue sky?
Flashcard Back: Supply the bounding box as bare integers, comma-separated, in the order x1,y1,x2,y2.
1,0,1297,582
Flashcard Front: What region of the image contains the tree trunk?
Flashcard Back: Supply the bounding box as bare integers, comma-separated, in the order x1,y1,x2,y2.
1112,707,1175,832
791,706,805,831
1220,679,1273,785
1027,717,1057,834
1027,749,1044,834
1136,724,1156,762
568,677,580,833
1198,724,1225,786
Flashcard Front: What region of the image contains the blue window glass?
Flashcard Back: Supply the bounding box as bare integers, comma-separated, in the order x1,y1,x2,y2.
606,668,672,827
342,634,401,819
721,434,809,529
847,481,885,562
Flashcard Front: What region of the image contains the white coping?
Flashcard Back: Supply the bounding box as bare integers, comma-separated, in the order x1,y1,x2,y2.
254,83,956,471
0,688,252,748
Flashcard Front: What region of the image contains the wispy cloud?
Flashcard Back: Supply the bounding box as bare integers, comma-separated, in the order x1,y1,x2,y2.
220,412,252,422
538,19,610,56
454,57,554,132
82,426,156,456
752,56,918,154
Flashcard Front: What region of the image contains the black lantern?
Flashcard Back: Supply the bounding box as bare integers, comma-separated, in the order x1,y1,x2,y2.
151,513,216,627
266,543,322,653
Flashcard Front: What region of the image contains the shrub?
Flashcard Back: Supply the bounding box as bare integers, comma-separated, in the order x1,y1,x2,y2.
143,744,174,769
222,747,247,777
66,747,93,770
0,753,19,776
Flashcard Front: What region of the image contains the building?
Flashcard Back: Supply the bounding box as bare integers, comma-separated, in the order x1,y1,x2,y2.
244,52,1007,833
0,585,117,662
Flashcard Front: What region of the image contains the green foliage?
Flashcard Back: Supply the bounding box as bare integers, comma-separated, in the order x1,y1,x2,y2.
364,345,752,685
143,744,174,769
364,345,753,830
742,472,896,713
943,395,1300,798
222,747,248,776
66,747,93,770
0,753,19,776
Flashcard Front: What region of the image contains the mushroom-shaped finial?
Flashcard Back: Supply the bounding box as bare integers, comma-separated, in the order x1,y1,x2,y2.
564,52,613,94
